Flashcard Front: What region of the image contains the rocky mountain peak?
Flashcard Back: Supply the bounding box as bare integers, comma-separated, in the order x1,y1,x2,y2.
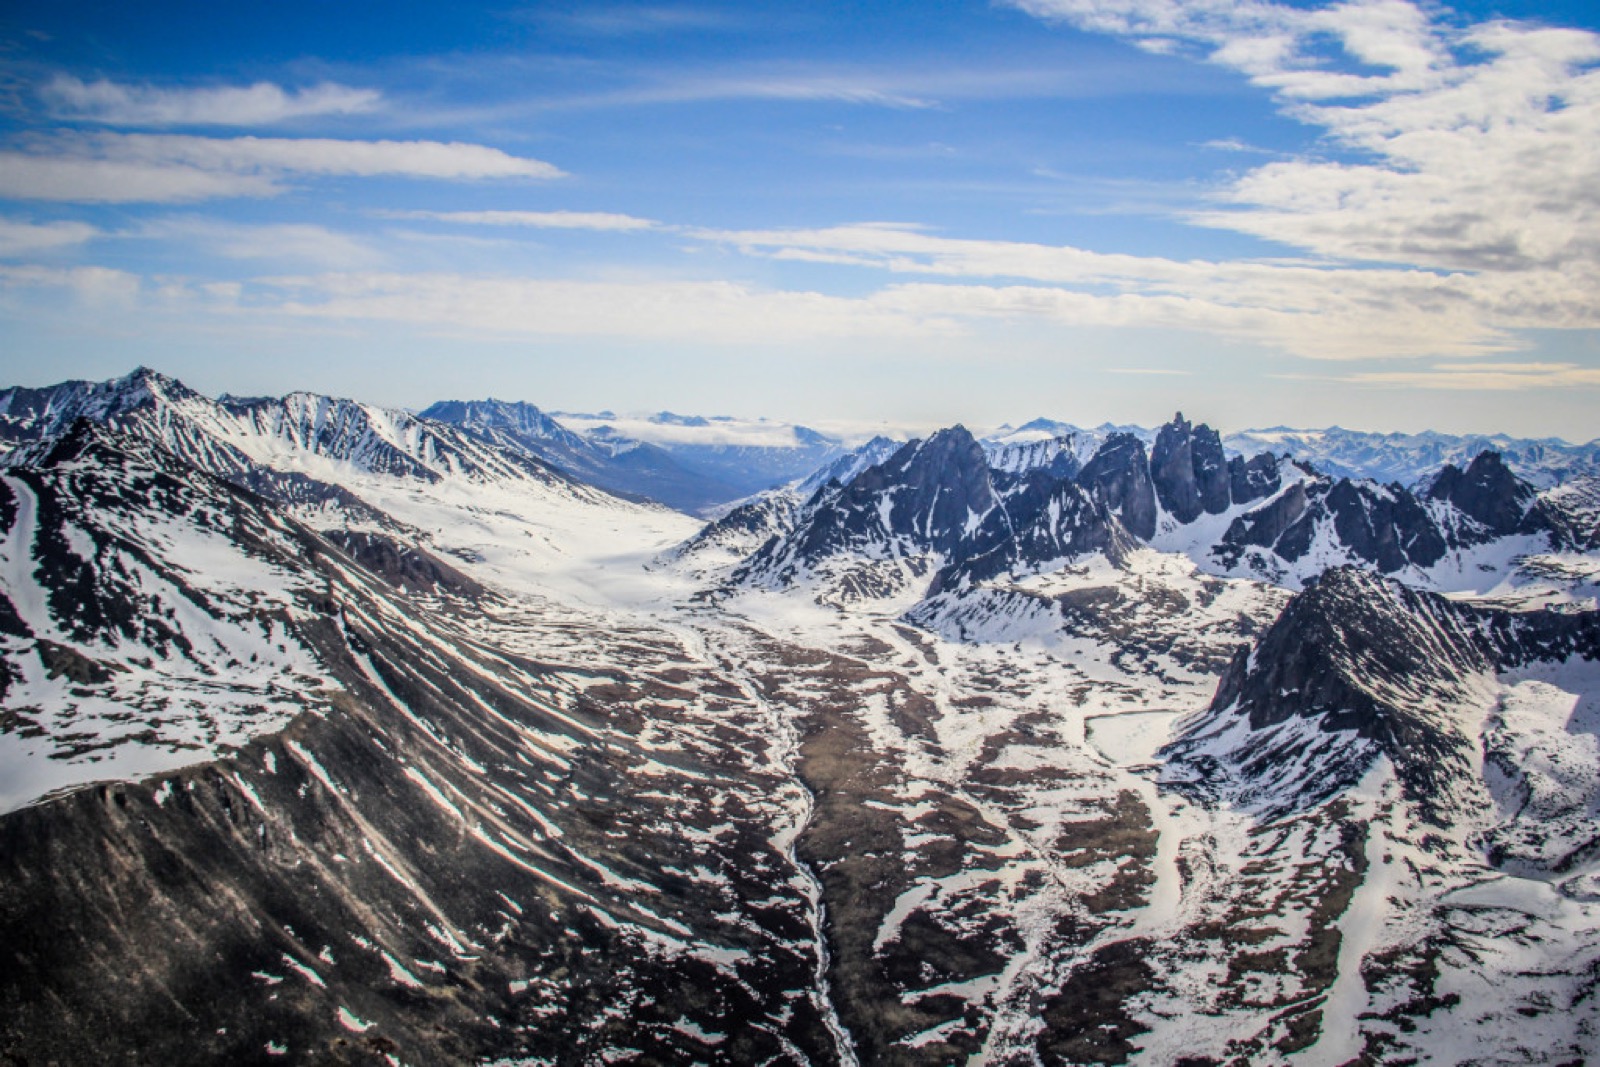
1426,449,1536,536
835,425,996,556
1150,412,1230,523
0,367,193,443
421,398,589,452
1076,432,1157,540
1174,566,1496,823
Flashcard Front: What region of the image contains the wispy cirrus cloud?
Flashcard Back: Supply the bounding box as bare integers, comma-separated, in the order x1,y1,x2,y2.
39,76,381,127
247,272,949,343
137,217,383,269
0,218,99,257
1345,361,1600,390
0,133,564,202
515,4,752,37
556,70,941,111
386,209,660,231
0,263,141,304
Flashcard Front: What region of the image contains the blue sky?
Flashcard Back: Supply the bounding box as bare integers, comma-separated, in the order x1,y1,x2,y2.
2,0,1599,440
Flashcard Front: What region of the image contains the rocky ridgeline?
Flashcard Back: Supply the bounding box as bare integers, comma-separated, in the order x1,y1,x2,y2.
1168,565,1600,822
733,426,1134,600
422,397,745,511
0,421,842,1064
727,411,1575,604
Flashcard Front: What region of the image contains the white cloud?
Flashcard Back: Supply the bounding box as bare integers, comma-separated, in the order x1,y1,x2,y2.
40,77,381,126
0,133,564,203
109,134,564,180
246,272,948,342
1013,0,1600,277
1347,361,1600,390
873,280,1514,361
0,154,280,202
0,218,99,257
526,4,748,36
573,73,940,110
189,262,1527,361
0,264,141,304
388,209,660,231
138,218,382,269
686,220,1600,358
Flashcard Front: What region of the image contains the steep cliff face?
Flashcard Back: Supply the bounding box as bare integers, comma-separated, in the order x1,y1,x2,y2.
736,427,1135,603
1425,450,1539,537
1149,413,1230,523
1211,453,1552,582
933,471,1136,591
1076,432,1158,541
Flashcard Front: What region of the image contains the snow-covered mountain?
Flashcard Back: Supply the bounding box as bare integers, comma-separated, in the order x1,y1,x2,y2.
974,417,1600,490
420,397,750,512
723,412,1590,606
1225,424,1600,488
5,369,1600,1065
0,367,583,496
734,425,1134,607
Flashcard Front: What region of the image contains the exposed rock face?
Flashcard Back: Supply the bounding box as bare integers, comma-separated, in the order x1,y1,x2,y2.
738,427,1000,589
0,367,199,447
843,427,997,557
1527,475,1600,551
320,529,486,598
1173,566,1600,822
1228,451,1282,506
0,423,842,1066
1217,477,1452,574
1075,432,1158,541
1149,413,1230,523
1325,480,1447,571
737,427,1133,600
984,435,1084,480
1426,450,1537,537
934,472,1135,591
666,493,800,568
1198,567,1493,818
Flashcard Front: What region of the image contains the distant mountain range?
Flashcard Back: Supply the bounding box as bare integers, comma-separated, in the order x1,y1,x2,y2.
988,417,1600,489
1221,425,1600,488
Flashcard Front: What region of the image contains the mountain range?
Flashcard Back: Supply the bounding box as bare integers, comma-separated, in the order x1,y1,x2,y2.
3,369,1599,1065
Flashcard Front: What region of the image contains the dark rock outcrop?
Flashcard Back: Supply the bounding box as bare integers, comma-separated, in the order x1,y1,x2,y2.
1228,452,1282,506
934,472,1135,591
1174,566,1600,822
1149,413,1230,523
737,427,1133,597
0,423,842,1066
1076,433,1158,541
1426,450,1537,537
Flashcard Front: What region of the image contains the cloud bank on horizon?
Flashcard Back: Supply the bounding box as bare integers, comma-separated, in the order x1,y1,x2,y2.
0,0,1597,438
